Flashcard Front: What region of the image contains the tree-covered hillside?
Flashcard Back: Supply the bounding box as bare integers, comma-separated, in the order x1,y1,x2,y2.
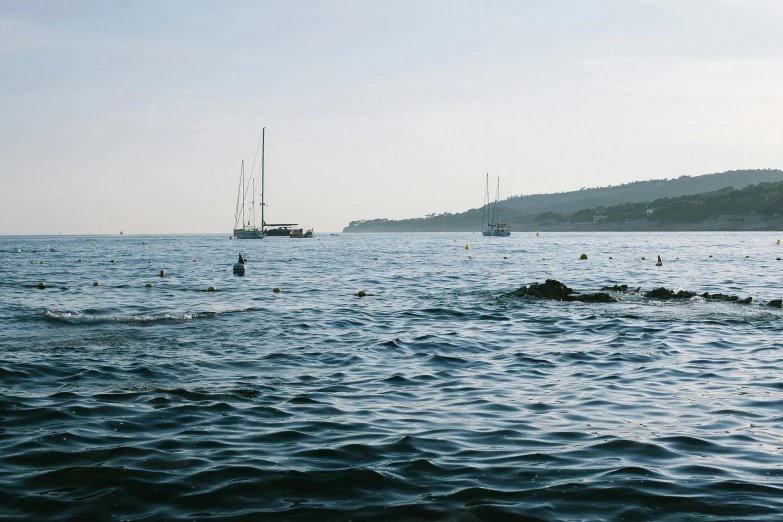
344,169,783,232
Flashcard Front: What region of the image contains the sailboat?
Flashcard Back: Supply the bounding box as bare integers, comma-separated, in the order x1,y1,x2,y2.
481,174,511,237
233,128,298,239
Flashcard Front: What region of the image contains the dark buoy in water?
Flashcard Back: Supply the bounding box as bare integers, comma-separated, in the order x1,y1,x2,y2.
656,255,663,267
233,253,247,273
579,254,588,260
357,290,367,297
272,287,281,293
37,282,46,289
159,270,166,277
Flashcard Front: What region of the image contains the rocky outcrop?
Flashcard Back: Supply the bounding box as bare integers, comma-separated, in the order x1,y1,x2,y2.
644,288,697,299
504,279,617,303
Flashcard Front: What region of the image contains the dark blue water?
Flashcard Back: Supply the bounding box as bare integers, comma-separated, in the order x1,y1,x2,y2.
1,232,782,521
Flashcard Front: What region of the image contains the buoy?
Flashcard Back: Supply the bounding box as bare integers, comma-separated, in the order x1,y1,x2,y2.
30,261,34,264
536,232,539,237
453,239,456,243
272,287,281,293
503,256,508,259
110,259,115,263
93,282,100,286
77,259,82,262
777,257,782,261
357,290,367,297
778,239,781,245
37,282,46,289
207,286,217,292
230,235,233,240
709,255,713,258
579,254,588,260
465,244,470,250
641,257,646,260
93,242,96,246
147,261,151,263
145,283,153,288
609,256,613,259
656,255,663,266
374,257,378,260
39,261,44,264
159,270,166,277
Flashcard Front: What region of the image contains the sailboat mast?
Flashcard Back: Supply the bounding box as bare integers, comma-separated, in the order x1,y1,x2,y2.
241,160,245,228
261,127,265,230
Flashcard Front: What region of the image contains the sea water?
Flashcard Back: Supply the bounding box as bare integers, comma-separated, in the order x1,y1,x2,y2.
1,232,782,521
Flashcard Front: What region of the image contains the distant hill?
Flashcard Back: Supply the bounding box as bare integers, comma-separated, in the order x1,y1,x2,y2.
344,169,783,232
527,180,783,232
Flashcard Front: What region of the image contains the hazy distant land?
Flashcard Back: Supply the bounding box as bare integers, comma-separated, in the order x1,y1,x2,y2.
343,169,783,232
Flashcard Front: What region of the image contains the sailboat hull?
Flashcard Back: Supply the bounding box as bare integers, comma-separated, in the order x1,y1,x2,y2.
482,229,511,237
233,229,265,239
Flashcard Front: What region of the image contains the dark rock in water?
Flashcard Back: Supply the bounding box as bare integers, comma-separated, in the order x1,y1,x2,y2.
570,292,618,303
700,293,753,304
701,293,739,302
602,284,629,293
645,287,697,299
504,279,617,303
768,299,782,308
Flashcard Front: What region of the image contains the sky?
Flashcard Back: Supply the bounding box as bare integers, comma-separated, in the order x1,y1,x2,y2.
1,0,783,234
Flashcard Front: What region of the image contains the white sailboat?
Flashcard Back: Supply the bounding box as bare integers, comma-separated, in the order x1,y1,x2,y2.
481,174,511,237
233,128,297,239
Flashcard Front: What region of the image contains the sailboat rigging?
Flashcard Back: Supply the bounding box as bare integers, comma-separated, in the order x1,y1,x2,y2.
481,174,511,237
233,128,298,239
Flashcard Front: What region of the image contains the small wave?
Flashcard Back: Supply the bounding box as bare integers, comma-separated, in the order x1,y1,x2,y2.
41,310,222,324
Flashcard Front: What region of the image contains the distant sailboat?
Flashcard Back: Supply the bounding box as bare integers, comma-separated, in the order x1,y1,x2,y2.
481,174,511,237
233,128,298,239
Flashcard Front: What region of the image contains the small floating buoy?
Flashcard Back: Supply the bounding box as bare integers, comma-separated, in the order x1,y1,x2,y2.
641,257,646,260
453,239,456,243
110,259,115,263
656,255,663,266
37,282,46,289
39,261,44,264
159,270,166,277
357,290,367,297
30,261,34,264
207,286,217,292
77,259,82,262
709,255,713,258
609,256,613,259
579,254,588,260
145,283,153,288
745,256,749,258
93,282,100,286
777,257,782,261
147,261,151,263
374,257,378,260
93,242,96,246
229,235,233,240
465,244,470,250
536,232,540,237
778,239,781,245
503,256,508,259
272,287,281,293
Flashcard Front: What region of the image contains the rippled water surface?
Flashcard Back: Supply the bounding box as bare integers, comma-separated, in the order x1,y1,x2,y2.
1,232,782,521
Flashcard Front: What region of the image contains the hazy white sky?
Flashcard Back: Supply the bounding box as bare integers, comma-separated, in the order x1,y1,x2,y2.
2,0,782,234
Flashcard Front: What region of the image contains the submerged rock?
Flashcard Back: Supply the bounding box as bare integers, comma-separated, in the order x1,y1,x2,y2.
602,284,629,293
768,299,782,308
504,279,617,303
644,288,697,299
700,293,753,304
